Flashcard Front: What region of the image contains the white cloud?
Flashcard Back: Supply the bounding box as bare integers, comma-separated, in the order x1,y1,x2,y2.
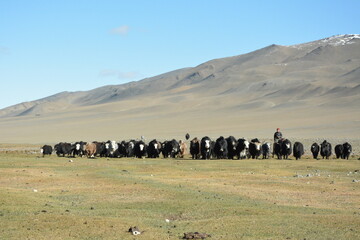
99,69,118,77
0,46,10,55
99,69,140,80
118,71,139,79
110,25,130,35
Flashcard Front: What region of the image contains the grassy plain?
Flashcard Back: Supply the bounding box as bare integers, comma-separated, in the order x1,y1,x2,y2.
0,151,360,240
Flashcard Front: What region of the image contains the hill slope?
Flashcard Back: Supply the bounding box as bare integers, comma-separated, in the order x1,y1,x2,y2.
0,34,359,143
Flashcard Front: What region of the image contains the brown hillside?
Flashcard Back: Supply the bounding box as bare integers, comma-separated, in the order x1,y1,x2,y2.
0,34,359,143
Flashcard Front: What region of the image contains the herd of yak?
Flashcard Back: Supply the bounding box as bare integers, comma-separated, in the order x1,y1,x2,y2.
40,136,353,160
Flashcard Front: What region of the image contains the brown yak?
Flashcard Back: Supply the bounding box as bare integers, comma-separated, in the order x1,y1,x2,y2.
85,142,97,158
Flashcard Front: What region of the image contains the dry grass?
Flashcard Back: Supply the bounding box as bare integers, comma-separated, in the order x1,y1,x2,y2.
0,152,360,239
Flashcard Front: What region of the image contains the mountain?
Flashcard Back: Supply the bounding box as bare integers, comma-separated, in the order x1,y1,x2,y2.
0,34,359,143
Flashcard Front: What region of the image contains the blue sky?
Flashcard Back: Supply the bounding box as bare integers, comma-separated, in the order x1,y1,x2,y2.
0,0,359,109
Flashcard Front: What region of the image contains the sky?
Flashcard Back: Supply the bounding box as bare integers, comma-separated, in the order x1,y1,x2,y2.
0,0,359,109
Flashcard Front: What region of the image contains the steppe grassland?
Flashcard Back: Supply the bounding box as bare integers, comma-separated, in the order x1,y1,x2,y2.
0,151,359,240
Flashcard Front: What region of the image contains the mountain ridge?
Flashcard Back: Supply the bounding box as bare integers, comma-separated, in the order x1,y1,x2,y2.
1,34,359,118
0,34,359,142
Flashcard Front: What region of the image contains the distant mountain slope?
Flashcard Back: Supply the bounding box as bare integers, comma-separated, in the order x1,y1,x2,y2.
0,35,359,143
1,34,359,118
